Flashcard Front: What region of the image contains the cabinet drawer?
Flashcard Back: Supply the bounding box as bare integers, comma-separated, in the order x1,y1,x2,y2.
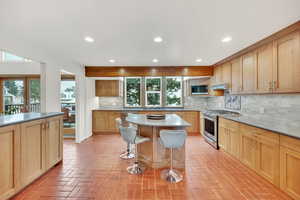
280,135,300,153
219,118,239,130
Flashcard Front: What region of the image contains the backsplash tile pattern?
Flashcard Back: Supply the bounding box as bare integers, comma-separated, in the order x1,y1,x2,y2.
207,94,300,117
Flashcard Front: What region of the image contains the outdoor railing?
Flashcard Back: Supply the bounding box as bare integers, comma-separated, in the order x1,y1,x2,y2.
4,103,40,114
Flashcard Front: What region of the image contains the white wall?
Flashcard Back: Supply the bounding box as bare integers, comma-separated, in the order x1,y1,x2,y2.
85,78,98,139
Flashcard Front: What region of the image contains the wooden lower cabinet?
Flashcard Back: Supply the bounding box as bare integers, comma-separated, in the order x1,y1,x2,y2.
45,116,63,170
92,110,200,135
220,118,280,187
240,129,257,169
0,115,63,200
219,118,240,159
92,111,121,133
0,125,21,200
20,119,46,186
280,135,300,200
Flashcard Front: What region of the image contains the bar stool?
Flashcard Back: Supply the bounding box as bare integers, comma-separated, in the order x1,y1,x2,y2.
119,125,150,174
160,130,187,183
116,118,135,159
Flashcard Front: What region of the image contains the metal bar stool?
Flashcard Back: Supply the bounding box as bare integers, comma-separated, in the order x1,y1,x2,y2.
119,125,150,174
160,130,187,183
116,118,135,159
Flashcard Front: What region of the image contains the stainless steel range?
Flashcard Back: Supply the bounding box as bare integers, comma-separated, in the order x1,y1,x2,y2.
202,110,240,149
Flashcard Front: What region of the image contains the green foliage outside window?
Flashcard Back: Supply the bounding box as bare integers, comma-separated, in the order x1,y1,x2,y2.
166,77,182,106
30,80,40,103
126,78,141,106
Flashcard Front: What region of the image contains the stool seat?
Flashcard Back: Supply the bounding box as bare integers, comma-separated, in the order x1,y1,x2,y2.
116,118,135,159
118,122,150,175
159,129,187,183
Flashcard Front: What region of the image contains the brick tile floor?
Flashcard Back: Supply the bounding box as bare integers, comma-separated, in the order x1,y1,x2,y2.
11,134,292,200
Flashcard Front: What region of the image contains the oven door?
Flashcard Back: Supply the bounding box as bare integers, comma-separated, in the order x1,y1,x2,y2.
204,117,216,141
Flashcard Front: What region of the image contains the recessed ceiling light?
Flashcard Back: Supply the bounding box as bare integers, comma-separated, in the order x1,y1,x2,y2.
196,58,202,63
109,59,115,63
221,36,232,43
152,58,159,63
84,36,94,43
153,37,163,43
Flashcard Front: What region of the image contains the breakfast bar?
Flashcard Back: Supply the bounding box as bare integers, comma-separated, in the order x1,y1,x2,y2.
126,114,190,169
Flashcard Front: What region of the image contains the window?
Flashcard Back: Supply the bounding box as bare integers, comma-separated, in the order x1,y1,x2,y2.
145,77,162,107
124,77,141,107
28,79,41,112
1,51,32,62
165,77,183,107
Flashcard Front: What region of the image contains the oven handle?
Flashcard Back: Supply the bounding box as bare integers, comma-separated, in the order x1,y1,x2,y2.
204,116,215,122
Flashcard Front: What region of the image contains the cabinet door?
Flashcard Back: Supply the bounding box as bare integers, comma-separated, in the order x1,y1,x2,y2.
180,112,199,133
218,126,227,150
20,120,45,185
0,125,21,200
240,130,257,169
241,52,257,93
92,111,107,132
273,31,300,93
256,43,274,93
95,80,119,97
231,58,242,94
46,116,63,170
214,66,223,85
280,146,300,200
256,137,280,186
228,127,240,159
222,63,232,88
107,112,121,132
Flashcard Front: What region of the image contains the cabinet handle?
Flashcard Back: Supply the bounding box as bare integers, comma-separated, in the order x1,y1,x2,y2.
46,122,50,129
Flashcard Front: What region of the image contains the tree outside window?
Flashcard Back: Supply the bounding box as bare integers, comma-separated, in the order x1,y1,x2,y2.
125,77,141,107
165,77,183,107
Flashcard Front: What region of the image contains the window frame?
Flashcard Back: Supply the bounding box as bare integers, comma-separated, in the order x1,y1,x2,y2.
164,76,183,107
145,77,162,107
124,77,142,107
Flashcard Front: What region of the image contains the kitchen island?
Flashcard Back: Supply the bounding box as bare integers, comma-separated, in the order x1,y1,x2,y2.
0,112,63,200
126,113,190,169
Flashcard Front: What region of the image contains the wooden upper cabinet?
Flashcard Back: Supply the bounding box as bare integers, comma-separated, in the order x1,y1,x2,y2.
230,58,242,94
256,43,274,93
222,62,232,88
95,80,119,97
213,65,223,85
273,31,300,93
241,52,257,93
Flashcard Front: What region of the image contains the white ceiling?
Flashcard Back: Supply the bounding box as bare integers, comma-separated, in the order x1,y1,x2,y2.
0,0,300,66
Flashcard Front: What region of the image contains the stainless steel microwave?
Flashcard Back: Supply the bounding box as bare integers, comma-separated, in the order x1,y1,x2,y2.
191,85,209,95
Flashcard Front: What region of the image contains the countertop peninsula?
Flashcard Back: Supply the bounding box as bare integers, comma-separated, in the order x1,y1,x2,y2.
0,112,64,128
126,113,191,127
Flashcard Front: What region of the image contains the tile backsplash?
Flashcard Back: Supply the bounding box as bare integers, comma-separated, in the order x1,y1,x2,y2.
207,94,300,116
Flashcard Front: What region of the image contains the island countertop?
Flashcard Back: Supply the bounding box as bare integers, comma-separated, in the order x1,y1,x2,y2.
0,112,64,128
126,113,191,127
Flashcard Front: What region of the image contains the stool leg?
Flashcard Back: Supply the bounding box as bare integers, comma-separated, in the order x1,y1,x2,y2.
127,144,145,174
120,142,135,159
161,148,183,183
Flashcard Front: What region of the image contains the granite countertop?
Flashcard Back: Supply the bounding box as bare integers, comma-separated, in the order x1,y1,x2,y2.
126,113,191,127
0,112,64,128
93,107,202,111
219,114,300,139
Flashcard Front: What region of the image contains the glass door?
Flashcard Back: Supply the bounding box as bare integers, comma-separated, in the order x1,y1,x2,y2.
3,79,25,114
28,79,41,112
